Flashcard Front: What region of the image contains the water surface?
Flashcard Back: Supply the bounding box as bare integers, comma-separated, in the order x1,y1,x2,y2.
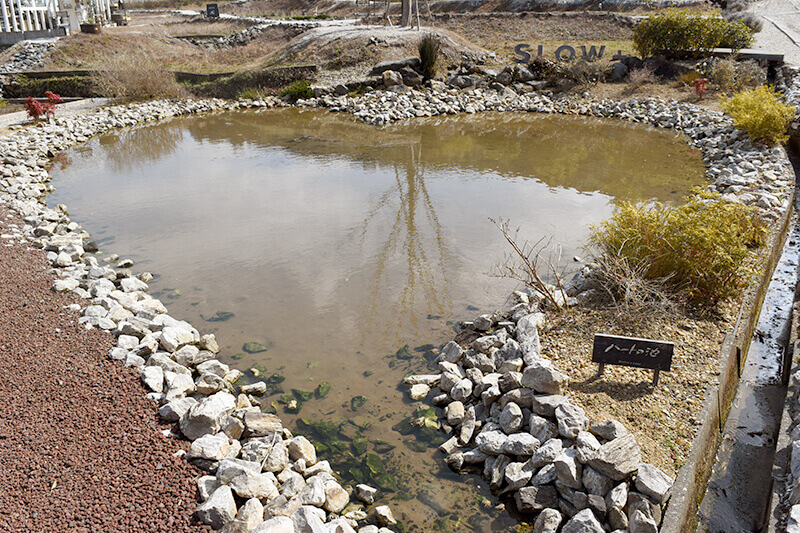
50,108,704,531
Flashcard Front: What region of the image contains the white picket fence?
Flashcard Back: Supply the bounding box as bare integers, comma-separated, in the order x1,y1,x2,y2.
0,0,60,32
0,0,112,34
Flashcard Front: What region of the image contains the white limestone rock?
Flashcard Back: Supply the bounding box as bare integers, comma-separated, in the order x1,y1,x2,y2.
555,403,589,438
533,508,562,533
561,508,604,533
159,397,197,421
554,448,582,489
635,463,673,504
195,485,237,529
288,435,317,466
355,484,378,504
499,401,524,434
180,391,236,441
252,516,295,533
522,361,569,395
588,433,641,481
188,432,231,461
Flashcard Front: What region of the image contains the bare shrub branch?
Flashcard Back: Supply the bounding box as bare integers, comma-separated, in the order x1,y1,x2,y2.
591,252,682,322
490,218,570,311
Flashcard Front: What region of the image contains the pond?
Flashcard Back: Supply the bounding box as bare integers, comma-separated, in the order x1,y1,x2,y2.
49,108,704,531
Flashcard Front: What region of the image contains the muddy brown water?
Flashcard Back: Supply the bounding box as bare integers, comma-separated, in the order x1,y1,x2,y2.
49,108,704,531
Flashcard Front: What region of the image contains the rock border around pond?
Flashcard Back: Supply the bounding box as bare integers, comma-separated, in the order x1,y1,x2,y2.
0,68,796,532
0,99,396,533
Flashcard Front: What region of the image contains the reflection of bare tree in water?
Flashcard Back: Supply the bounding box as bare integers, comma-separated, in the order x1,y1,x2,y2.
102,121,184,173
349,142,451,340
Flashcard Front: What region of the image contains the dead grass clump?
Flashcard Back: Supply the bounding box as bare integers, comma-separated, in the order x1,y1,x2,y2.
91,51,187,100
591,254,682,326
627,67,656,88
703,58,767,94
568,60,605,85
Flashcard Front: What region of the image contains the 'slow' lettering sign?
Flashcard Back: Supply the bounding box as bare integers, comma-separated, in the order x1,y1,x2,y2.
592,334,673,371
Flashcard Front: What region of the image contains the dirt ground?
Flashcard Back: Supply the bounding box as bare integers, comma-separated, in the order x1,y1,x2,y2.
540,303,733,476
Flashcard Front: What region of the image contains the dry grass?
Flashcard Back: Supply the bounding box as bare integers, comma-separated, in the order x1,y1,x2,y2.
90,50,187,100
581,80,724,111
626,66,655,88
43,14,301,74
163,20,250,37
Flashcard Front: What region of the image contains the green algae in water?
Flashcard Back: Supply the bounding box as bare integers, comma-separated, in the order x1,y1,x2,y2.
395,344,414,360
414,344,435,352
292,389,314,402
250,362,267,373
375,473,398,491
351,435,368,455
266,373,285,384
351,395,368,411
315,381,331,399
405,440,428,453
416,406,438,420
264,383,284,396
167,289,182,300
348,467,367,484
243,341,269,353
392,417,415,436
373,440,395,453
203,310,236,322
366,453,386,474
417,426,447,446
231,352,245,360
279,393,294,404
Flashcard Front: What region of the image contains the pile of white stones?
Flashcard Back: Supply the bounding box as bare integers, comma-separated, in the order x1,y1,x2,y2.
0,39,55,73
402,289,673,533
0,67,796,532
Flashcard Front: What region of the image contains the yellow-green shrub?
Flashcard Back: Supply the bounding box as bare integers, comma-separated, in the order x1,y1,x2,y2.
633,9,754,59
590,190,766,307
720,85,795,145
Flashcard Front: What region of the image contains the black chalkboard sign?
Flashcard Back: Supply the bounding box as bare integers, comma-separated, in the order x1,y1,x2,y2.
206,3,219,18
592,333,674,385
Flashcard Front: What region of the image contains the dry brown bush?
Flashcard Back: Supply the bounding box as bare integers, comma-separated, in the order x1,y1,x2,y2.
591,254,682,323
627,67,656,88
91,51,187,100
706,57,766,94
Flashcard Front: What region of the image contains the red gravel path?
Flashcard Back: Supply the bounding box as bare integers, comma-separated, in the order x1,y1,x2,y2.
0,205,212,533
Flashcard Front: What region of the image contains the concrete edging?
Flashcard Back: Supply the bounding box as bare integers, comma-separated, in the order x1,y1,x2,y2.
661,186,796,533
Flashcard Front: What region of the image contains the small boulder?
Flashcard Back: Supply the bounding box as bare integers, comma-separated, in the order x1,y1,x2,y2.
195,485,236,529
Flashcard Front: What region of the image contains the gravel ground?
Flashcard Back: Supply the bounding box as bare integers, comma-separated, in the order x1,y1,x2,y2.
0,204,212,533
752,0,800,66
539,305,730,478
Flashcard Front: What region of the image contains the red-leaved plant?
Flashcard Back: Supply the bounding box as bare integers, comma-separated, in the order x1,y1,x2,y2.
24,91,63,121
690,77,708,100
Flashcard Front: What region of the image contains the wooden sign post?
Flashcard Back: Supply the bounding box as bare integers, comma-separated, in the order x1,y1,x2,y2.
591,334,674,386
